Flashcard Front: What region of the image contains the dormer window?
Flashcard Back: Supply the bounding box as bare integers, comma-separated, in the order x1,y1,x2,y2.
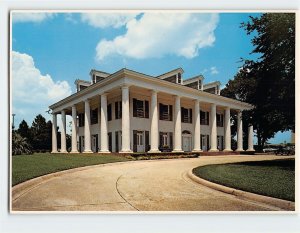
177,73,182,84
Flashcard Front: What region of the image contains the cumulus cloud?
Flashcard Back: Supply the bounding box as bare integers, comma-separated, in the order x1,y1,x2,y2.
95,13,219,61
210,66,219,74
12,12,55,23
81,13,138,28
12,51,72,126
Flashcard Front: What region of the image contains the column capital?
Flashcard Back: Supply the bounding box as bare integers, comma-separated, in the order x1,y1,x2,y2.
100,92,109,97
121,84,130,90
84,98,90,103
194,99,200,104
151,89,159,95
225,106,230,111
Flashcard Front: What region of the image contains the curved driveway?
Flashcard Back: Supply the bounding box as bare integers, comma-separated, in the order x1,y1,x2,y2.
12,155,290,211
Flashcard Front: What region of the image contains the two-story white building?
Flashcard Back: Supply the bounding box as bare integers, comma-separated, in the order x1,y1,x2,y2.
49,68,255,154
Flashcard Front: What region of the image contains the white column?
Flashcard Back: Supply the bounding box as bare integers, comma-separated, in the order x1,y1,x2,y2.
247,125,255,151
193,99,202,152
236,110,244,151
172,95,183,152
209,103,218,152
223,107,232,151
51,113,58,153
70,105,79,153
120,85,132,153
60,110,67,153
83,99,92,153
100,93,110,153
149,90,160,153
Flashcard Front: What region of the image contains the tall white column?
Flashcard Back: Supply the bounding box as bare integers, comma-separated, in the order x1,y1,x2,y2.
247,125,255,151
193,99,202,152
70,105,79,153
51,113,58,153
209,103,218,152
100,93,110,153
60,110,67,153
172,95,183,152
83,99,92,153
120,85,132,153
236,110,244,151
149,90,160,153
223,107,232,151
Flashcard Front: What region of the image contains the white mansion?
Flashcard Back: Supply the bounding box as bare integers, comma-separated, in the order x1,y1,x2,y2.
49,68,254,154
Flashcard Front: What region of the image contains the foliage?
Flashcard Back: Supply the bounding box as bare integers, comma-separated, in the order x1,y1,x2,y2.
17,120,32,143
12,131,32,155
221,13,295,150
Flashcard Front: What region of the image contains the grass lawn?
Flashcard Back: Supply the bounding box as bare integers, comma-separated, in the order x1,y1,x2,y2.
12,153,131,186
193,159,295,201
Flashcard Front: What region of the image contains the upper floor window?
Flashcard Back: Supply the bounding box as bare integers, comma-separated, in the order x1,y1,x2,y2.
181,107,192,123
91,108,98,125
78,113,84,127
107,104,112,121
115,101,122,119
177,73,182,84
159,103,173,121
133,98,149,118
200,111,209,125
217,113,224,127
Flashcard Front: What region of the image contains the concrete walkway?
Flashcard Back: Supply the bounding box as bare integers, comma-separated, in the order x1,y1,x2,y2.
11,155,293,212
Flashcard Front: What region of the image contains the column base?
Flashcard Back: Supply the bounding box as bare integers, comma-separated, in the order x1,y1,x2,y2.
60,150,68,153
223,149,233,152
120,150,133,153
148,149,161,153
70,151,79,154
192,149,203,152
51,151,58,154
246,149,255,152
83,150,93,154
172,149,184,153
98,150,111,154
208,149,219,152
236,149,244,152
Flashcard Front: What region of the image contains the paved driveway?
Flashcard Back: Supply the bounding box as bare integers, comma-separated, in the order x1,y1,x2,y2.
12,155,290,211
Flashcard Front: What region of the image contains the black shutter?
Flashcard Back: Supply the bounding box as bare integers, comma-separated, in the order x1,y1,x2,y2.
133,98,137,117
169,105,173,121
145,100,149,118
169,132,173,150
207,135,210,150
108,133,112,152
189,109,193,123
159,104,163,120
115,102,118,119
107,104,112,121
145,131,149,152
159,132,163,149
133,130,137,152
120,101,122,118
207,112,209,125
115,131,119,152
181,107,184,122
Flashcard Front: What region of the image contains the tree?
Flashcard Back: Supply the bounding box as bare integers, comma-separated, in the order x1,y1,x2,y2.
17,120,31,143
221,13,295,150
31,114,52,151
12,131,32,155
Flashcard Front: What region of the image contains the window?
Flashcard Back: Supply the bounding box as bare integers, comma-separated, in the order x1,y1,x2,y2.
159,103,173,121
115,101,122,119
133,98,149,118
107,104,112,121
217,113,224,127
177,73,182,84
90,108,98,125
181,107,192,123
78,113,84,127
200,111,209,125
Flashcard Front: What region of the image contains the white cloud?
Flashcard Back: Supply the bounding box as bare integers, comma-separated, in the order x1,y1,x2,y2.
12,12,55,23
210,66,219,74
81,13,138,28
12,51,72,127
95,13,219,61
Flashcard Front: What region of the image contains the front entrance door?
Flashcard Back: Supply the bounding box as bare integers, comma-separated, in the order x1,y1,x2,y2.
137,132,144,152
201,135,208,151
182,135,192,152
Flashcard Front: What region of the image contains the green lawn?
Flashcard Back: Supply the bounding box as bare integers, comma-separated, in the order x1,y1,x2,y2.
193,159,295,201
12,153,131,186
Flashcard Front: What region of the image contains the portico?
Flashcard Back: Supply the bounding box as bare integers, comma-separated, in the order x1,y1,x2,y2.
50,68,255,154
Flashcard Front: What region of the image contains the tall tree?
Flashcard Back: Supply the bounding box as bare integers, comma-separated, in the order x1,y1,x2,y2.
221,13,295,150
17,120,31,143
31,114,52,151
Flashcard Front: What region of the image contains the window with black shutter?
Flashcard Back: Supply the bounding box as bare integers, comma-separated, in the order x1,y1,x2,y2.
78,113,85,127
145,131,150,151
181,107,192,123
115,101,122,119
159,103,173,121
107,104,112,121
108,132,112,151
133,130,137,152
90,108,98,125
177,73,182,84
115,131,119,152
169,132,173,150
217,113,224,127
133,98,149,118
200,111,209,125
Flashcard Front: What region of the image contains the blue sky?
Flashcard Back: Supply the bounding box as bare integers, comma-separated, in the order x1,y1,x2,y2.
11,12,291,144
